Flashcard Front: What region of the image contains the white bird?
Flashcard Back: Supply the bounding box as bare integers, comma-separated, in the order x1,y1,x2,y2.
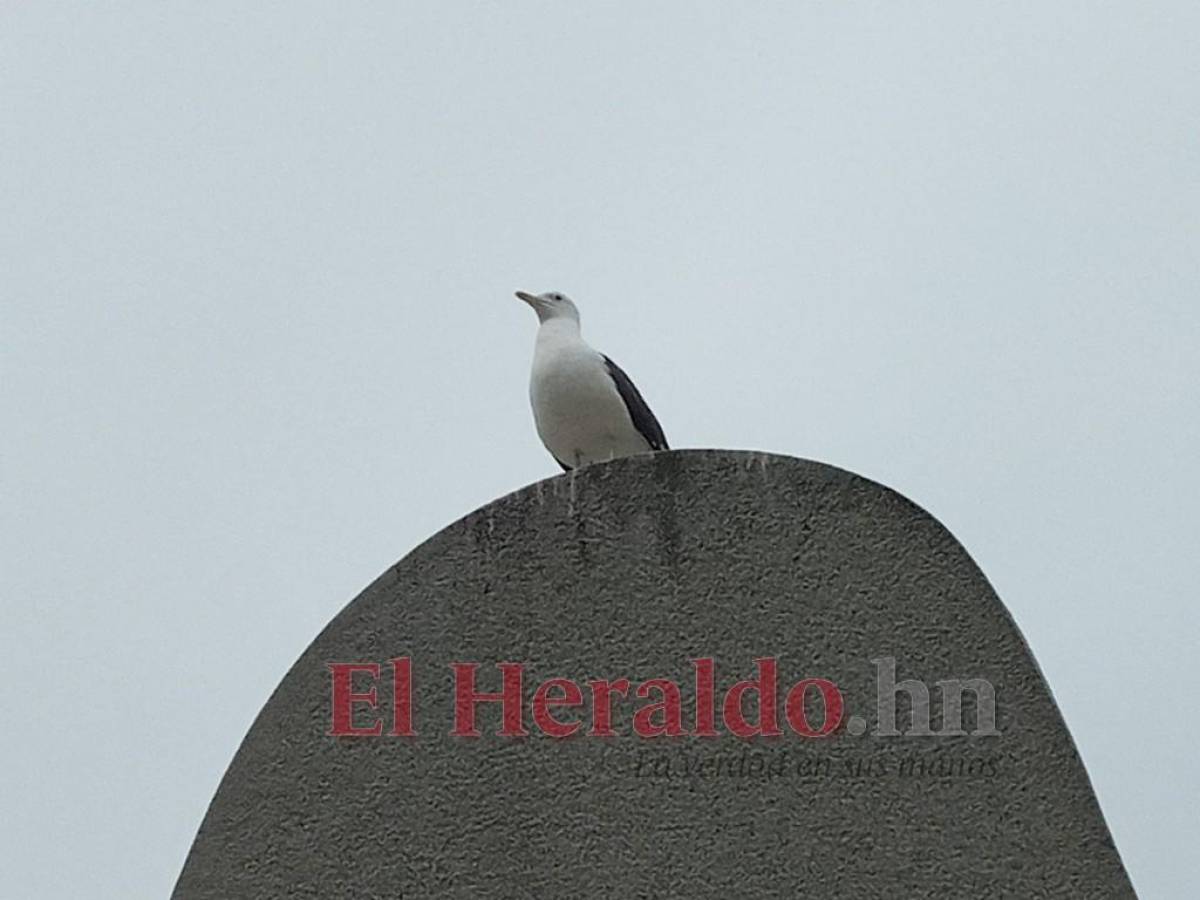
517,290,668,471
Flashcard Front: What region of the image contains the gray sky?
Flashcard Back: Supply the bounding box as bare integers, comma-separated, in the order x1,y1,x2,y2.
2,3,1197,897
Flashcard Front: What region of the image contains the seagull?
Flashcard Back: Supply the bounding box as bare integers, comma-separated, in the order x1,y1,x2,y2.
516,290,668,471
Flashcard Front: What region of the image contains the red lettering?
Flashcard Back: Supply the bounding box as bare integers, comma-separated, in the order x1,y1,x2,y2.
633,678,686,737
722,657,783,737
785,678,843,737
327,662,383,736
587,678,631,736
692,657,718,736
532,677,584,738
388,656,416,736
450,662,528,737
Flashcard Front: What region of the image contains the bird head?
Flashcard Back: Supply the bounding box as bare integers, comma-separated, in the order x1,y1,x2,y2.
516,290,581,325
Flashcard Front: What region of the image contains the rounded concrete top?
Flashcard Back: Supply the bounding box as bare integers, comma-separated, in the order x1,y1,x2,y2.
174,450,1133,898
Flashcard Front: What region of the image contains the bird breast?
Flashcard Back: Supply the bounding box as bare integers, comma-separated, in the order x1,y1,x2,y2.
530,343,618,420
529,337,641,463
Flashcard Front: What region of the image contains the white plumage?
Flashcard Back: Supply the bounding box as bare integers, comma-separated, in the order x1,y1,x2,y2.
517,290,668,471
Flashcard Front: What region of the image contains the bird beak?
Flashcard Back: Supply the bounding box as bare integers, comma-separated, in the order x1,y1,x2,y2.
515,291,537,306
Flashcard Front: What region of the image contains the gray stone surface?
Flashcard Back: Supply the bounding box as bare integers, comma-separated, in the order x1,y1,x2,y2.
174,450,1134,898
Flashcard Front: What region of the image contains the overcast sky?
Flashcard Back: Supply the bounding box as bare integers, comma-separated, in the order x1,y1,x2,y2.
2,3,1197,897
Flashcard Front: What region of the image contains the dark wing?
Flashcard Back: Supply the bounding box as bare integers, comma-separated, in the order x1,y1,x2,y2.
602,354,669,451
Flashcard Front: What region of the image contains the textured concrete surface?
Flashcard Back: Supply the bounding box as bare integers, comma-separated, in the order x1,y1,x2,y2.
174,451,1135,898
